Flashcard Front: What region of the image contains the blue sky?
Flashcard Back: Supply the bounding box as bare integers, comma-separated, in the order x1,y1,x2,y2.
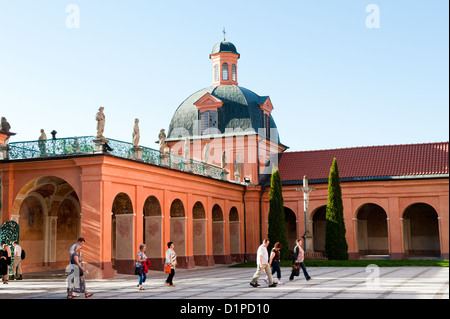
0,0,448,151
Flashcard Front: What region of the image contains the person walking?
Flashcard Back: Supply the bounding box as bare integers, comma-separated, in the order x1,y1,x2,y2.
67,244,93,299
68,238,85,297
12,242,22,280
69,238,85,258
136,244,148,290
250,239,277,288
0,243,10,284
265,242,284,285
165,242,177,287
289,239,311,282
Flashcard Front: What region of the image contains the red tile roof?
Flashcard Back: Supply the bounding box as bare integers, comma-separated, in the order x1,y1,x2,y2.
278,142,449,182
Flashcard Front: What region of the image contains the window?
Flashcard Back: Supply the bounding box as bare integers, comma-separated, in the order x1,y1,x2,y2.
200,110,218,135
264,113,270,138
214,64,219,82
232,64,237,82
222,63,229,81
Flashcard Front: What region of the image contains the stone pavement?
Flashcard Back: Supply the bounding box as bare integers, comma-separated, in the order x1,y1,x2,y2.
0,265,448,300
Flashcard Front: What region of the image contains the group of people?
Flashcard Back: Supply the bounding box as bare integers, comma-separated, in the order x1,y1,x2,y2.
135,238,311,291
0,241,23,284
135,241,177,290
250,238,311,288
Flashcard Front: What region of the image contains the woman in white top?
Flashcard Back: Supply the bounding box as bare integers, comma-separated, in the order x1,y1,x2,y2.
165,242,177,287
136,244,147,290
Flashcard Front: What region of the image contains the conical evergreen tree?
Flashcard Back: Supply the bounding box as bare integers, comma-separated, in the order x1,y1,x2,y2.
268,166,290,260
325,158,349,260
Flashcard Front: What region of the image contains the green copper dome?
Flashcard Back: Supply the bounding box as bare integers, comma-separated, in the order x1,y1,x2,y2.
167,85,279,142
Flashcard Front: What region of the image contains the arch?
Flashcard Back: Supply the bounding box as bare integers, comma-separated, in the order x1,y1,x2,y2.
312,205,327,254
284,207,297,256
193,201,207,265
402,203,441,258
143,196,162,259
13,175,80,270
356,203,389,257
229,206,241,260
222,62,229,81
111,192,134,273
170,199,185,217
170,199,186,257
212,204,225,262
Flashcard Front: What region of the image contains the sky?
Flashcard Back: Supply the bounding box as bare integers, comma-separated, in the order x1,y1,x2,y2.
0,0,448,152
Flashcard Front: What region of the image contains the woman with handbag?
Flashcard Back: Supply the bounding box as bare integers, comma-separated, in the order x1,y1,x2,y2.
165,242,177,287
67,244,93,299
136,244,148,290
289,239,312,282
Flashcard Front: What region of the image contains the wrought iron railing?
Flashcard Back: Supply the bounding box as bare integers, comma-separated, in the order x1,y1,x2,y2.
6,136,224,180
7,136,95,159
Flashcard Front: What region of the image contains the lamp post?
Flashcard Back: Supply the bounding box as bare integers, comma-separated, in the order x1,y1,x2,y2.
296,175,315,252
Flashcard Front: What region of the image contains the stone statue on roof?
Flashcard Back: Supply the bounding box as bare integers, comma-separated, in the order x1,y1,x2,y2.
203,143,210,163
132,118,140,148
1,117,10,132
38,129,47,156
96,106,105,138
158,129,166,155
184,137,190,160
221,150,226,169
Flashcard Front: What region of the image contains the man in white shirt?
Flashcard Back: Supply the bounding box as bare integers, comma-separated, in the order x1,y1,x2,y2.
250,239,276,287
12,242,22,280
69,238,85,258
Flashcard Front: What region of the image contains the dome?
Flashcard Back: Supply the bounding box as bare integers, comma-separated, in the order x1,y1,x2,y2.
167,85,279,142
210,41,240,57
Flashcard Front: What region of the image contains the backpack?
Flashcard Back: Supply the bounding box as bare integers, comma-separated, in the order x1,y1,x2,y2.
21,249,25,260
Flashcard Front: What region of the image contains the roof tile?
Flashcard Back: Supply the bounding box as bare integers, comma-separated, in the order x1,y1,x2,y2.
278,142,449,182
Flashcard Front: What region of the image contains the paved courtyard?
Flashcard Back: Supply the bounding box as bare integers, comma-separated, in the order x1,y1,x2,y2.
0,265,448,300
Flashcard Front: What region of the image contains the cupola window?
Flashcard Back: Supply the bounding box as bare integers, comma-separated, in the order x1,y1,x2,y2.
232,64,237,82
214,64,219,82
222,63,229,81
200,110,218,135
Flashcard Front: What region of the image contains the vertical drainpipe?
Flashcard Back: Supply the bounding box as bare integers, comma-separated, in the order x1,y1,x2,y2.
243,185,247,263
259,185,267,245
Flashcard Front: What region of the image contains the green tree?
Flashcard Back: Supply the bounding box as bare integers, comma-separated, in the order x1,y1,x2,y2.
268,166,289,260
325,158,349,260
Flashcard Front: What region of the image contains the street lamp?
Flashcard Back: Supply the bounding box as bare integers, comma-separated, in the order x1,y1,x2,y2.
296,175,315,252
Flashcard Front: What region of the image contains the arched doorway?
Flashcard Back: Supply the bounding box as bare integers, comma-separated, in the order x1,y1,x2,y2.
312,206,327,254
402,203,441,258
212,204,225,263
13,176,80,271
192,201,208,265
356,203,389,257
170,199,186,260
111,192,134,273
143,196,162,263
284,207,297,256
229,207,241,262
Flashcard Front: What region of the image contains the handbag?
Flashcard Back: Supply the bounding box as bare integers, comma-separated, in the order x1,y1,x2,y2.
164,264,172,274
135,265,143,276
292,263,300,277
